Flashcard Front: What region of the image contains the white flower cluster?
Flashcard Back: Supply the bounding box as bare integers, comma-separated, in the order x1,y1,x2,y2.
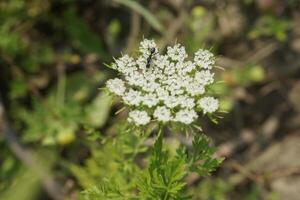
106,39,219,126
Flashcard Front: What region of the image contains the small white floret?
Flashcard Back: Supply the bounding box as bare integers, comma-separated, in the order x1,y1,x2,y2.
179,96,195,109
153,106,172,122
194,49,215,69
198,97,219,114
106,78,126,96
174,109,198,124
185,83,205,96
122,89,142,106
139,39,157,57
164,95,180,108
128,110,151,125
142,93,159,107
167,44,187,62
195,70,214,86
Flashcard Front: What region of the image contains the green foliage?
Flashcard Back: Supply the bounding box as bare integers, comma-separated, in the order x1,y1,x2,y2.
14,71,110,145
81,184,128,200
73,124,149,199
18,97,80,144
137,132,188,199
177,135,224,177
0,0,109,102
249,15,291,41
80,128,223,199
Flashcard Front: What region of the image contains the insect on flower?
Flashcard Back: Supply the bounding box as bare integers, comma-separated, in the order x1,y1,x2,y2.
146,47,156,68
106,39,219,126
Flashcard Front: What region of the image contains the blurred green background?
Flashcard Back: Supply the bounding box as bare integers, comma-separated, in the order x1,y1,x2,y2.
1,0,300,199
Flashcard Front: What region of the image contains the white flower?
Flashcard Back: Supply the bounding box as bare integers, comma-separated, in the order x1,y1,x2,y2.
185,82,205,96
164,95,180,108
128,110,151,125
125,71,145,87
179,61,195,74
139,39,157,57
164,62,177,75
155,88,169,100
167,44,187,62
106,78,126,95
105,39,218,126
136,56,147,70
123,89,142,106
142,93,159,107
153,106,172,122
179,96,195,109
165,81,184,96
198,97,219,114
194,49,215,69
142,81,160,93
153,55,169,69
195,70,214,86
174,109,198,124
114,54,136,72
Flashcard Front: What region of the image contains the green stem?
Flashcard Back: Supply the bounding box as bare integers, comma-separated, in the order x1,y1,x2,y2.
163,190,169,200
157,123,164,142
156,125,170,200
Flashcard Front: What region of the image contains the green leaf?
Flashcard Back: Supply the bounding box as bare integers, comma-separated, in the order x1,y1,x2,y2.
64,9,107,56
137,131,188,199
114,0,166,33
184,135,224,177
81,183,127,200
85,92,113,128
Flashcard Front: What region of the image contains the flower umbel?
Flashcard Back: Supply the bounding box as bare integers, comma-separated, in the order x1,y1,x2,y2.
128,110,151,125
198,97,219,114
106,39,219,126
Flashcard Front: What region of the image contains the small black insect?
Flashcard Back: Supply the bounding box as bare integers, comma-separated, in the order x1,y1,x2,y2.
146,47,156,68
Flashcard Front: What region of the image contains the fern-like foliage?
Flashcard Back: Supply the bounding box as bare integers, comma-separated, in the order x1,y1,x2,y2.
137,132,188,199
177,135,224,177
81,180,136,200
80,129,223,200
